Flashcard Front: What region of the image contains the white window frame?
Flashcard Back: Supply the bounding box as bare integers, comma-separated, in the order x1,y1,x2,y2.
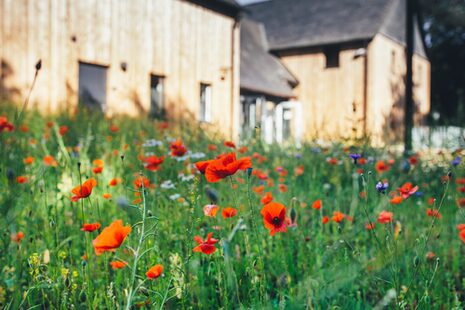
199,83,212,122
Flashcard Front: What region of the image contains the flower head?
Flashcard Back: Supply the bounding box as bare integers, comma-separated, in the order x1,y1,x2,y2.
81,222,101,232
222,207,238,218
144,155,165,171
375,181,389,193
203,153,252,183
193,232,218,254
398,182,418,199
92,220,131,255
377,211,393,224
170,139,187,157
146,264,163,279
261,202,287,236
71,178,97,202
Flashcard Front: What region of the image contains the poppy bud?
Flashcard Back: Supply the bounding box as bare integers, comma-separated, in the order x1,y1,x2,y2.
401,160,411,173
147,210,153,217
447,170,453,178
121,155,125,161
6,168,14,182
413,255,420,267
35,59,42,71
205,187,219,204
290,207,297,223
368,171,372,175
247,167,253,177
424,295,430,304
77,162,81,169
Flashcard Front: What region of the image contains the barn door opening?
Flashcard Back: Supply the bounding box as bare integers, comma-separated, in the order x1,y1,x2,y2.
78,62,107,111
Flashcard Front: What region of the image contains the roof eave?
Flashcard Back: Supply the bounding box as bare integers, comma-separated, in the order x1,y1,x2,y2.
186,0,242,18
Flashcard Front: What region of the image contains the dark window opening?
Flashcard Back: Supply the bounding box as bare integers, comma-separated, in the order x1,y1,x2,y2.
78,62,107,110
150,75,165,118
325,47,340,68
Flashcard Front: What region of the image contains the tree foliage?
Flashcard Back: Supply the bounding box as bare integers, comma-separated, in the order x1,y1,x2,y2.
419,0,465,125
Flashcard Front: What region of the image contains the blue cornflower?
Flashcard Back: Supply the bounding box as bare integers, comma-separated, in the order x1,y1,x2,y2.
349,153,361,164
375,181,389,194
452,156,461,167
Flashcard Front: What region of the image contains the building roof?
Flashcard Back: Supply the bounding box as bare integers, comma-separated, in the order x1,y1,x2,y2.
240,18,298,99
245,0,426,57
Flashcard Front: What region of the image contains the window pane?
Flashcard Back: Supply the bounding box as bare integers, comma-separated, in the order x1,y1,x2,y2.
200,83,211,122
325,47,339,68
78,62,107,110
150,75,164,117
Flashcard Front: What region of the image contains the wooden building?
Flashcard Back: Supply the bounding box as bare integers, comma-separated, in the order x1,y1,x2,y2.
0,0,241,138
244,0,431,144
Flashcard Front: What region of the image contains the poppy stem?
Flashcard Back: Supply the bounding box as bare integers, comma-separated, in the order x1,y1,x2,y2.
78,165,93,307
126,174,149,310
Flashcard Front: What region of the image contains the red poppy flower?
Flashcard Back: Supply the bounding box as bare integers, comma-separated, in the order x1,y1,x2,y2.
260,192,273,205
16,176,28,184
146,264,163,279
109,178,121,186
390,196,403,204
375,161,390,173
312,199,322,210
93,166,103,174
278,184,288,193
203,204,219,217
110,261,128,270
294,165,304,176
11,231,24,243
134,176,150,189
238,146,248,154
224,141,236,148
409,156,418,165
59,125,69,136
427,197,435,205
109,124,119,133
365,222,376,230
426,208,441,219
261,202,287,236
222,207,238,218
458,198,465,208
193,232,218,254
194,160,215,174
71,178,97,202
204,153,252,183
327,158,339,165
377,211,393,224
81,222,101,232
208,144,218,151
456,178,465,185
398,182,418,199
332,211,345,223
43,155,58,167
170,139,187,157
322,216,329,224
0,116,15,132
457,224,465,231
253,185,265,195
23,156,34,165
92,220,131,256
459,229,465,243
144,155,165,171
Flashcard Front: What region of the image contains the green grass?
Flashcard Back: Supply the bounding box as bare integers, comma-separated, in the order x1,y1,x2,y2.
1,104,465,309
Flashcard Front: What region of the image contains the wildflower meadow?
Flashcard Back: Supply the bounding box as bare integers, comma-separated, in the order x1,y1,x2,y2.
1,105,465,309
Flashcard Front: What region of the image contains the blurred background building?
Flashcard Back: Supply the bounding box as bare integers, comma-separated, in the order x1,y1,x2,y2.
0,0,435,145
